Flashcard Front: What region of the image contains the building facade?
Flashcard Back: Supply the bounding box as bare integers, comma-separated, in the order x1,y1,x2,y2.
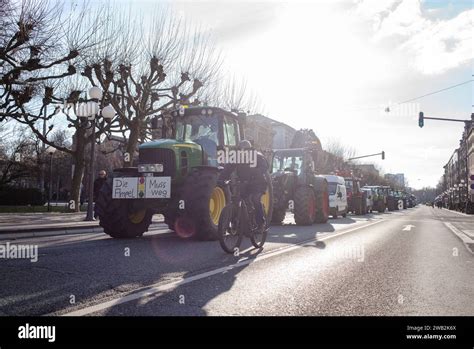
442,114,474,213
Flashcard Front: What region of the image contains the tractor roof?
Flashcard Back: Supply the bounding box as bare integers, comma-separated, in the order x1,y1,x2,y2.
170,106,241,121
273,148,312,156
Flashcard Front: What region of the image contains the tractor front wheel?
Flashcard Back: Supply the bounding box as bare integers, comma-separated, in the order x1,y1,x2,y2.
96,179,153,238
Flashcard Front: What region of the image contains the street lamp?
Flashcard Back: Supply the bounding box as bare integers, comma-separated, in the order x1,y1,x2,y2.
45,146,56,212
81,87,115,221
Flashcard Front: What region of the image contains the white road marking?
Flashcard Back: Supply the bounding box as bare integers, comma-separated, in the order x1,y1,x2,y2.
402,225,415,231
60,219,385,316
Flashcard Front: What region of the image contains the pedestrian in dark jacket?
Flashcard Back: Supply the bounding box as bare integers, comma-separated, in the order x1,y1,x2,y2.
93,170,107,219
93,170,107,202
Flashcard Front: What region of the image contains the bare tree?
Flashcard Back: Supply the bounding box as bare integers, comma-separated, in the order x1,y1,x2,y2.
0,125,40,188
1,0,106,210
0,0,100,120
79,5,222,165
198,75,263,115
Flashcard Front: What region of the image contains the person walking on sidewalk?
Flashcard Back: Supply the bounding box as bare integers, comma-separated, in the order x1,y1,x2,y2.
93,170,107,218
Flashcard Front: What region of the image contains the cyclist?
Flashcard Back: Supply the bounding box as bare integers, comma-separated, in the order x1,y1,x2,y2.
219,140,269,235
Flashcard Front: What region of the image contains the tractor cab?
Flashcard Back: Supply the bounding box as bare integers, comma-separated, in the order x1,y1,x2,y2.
149,106,244,170
271,148,317,177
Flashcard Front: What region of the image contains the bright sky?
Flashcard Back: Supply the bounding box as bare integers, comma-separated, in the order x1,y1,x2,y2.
100,0,473,189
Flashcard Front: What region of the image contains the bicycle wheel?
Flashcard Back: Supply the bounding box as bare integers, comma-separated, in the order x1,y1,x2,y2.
250,226,267,249
218,204,242,254
249,203,267,249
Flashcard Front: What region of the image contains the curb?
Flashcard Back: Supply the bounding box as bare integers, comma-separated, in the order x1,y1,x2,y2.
0,223,167,241
443,222,474,255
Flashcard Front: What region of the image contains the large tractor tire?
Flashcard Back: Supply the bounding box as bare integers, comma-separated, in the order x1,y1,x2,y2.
96,178,153,238
164,212,176,231
387,197,396,211
261,172,274,228
180,167,229,241
354,196,365,215
294,186,316,225
271,208,286,225
314,177,329,223
374,201,385,213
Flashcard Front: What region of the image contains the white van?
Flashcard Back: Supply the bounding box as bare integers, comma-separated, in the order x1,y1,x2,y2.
321,175,347,218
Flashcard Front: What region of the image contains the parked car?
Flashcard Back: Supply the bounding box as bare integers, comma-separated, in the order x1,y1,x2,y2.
321,175,347,218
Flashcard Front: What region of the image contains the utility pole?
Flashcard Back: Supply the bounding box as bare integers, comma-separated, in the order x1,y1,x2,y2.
39,105,47,199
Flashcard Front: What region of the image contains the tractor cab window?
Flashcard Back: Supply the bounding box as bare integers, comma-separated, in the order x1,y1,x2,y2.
176,114,219,165
272,155,303,175
223,116,237,146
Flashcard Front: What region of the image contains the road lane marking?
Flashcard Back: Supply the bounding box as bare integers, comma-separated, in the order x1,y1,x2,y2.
402,225,415,231
60,219,386,316
444,222,474,255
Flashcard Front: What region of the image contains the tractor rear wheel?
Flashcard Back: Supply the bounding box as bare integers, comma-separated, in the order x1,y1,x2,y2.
314,177,329,223
261,172,274,228
271,208,286,225
294,187,316,225
181,167,229,240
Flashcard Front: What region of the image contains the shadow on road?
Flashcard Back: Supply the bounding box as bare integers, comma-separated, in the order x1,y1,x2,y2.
0,209,379,316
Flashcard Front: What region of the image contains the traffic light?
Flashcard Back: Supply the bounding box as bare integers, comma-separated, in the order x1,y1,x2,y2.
418,112,424,128
381,151,385,160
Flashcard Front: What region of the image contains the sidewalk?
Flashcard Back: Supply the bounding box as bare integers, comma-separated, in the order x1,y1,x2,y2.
0,212,164,239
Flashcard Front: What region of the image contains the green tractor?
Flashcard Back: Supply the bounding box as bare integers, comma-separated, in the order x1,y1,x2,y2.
96,106,273,240
363,185,387,213
270,130,329,225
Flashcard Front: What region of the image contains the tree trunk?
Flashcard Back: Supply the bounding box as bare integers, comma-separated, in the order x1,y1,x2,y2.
69,131,86,212
124,121,140,167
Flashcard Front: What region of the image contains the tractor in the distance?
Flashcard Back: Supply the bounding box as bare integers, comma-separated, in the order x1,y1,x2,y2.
339,170,367,215
96,106,273,240
270,129,329,225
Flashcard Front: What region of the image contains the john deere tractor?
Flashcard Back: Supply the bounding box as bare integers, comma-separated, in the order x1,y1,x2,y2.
270,129,329,225
96,106,273,240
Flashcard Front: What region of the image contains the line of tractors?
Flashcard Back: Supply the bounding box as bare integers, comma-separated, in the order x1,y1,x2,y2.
96,106,416,240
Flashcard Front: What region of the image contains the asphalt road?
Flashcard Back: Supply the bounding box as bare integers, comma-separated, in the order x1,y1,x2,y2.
1,205,473,316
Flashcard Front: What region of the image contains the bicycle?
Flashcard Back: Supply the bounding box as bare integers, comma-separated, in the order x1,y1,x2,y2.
218,179,268,254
